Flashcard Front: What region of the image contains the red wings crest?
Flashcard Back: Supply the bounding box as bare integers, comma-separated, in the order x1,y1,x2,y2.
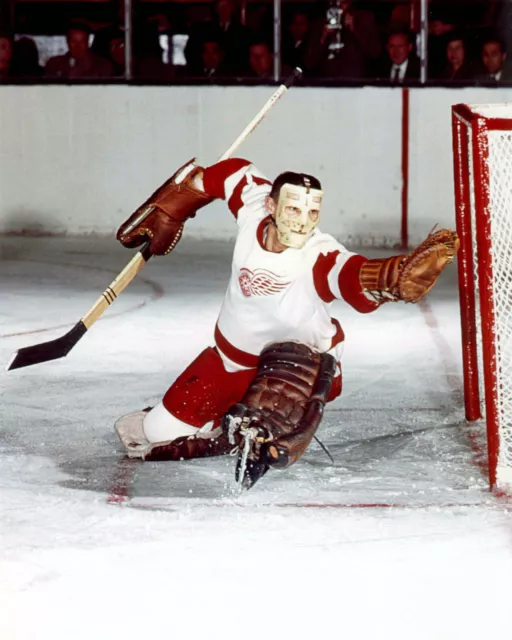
238,268,291,297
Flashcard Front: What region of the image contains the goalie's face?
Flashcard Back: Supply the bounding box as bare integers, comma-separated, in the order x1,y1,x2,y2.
272,182,323,249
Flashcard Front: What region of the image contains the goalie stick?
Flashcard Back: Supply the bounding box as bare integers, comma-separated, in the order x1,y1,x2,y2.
7,68,303,371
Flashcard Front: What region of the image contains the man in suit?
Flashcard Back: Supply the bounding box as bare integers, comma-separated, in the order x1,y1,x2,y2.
45,21,113,79
477,37,512,83
185,0,249,75
380,29,420,83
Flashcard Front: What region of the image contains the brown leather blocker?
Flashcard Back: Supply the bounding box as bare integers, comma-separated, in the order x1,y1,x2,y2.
224,341,337,469
116,158,214,255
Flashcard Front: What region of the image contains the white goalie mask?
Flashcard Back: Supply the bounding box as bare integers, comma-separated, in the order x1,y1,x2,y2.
274,179,323,249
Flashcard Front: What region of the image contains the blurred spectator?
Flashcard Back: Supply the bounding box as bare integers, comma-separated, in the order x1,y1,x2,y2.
282,11,311,71
427,9,456,78
0,32,14,80
91,0,143,60
305,0,380,79
494,1,512,59
45,21,113,79
187,36,231,78
133,18,174,80
340,0,381,62
388,3,409,31
436,31,474,81
245,38,274,79
377,29,419,82
476,36,512,82
185,0,249,75
11,37,44,78
106,28,125,76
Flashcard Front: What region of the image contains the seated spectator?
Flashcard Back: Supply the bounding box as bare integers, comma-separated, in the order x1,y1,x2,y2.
427,9,457,78
106,28,125,77
185,0,249,74
376,29,420,83
282,11,311,71
476,36,512,83
45,21,113,79
245,38,274,79
11,37,44,78
105,25,173,80
0,32,14,81
340,0,381,63
187,36,231,78
133,18,174,80
436,31,474,81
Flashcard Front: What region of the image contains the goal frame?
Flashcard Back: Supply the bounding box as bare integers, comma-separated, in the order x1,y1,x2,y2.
452,102,512,490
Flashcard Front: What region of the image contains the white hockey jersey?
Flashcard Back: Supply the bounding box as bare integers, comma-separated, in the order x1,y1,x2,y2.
202,159,379,372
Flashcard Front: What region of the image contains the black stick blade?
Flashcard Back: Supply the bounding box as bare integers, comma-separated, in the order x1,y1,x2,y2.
6,321,88,371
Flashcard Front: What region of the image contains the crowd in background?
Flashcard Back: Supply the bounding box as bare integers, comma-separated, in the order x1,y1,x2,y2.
1,0,512,84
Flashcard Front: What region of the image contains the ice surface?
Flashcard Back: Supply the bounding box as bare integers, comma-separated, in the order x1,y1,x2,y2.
1,237,512,640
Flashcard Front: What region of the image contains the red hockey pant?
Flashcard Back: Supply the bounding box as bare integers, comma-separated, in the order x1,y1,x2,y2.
163,347,342,428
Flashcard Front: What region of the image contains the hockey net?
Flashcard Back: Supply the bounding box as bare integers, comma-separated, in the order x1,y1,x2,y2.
452,103,512,491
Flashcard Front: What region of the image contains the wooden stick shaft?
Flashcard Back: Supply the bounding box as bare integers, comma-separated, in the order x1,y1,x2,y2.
218,83,289,161
81,247,150,329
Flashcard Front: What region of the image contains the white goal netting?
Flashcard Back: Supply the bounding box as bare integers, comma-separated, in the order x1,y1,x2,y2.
456,103,512,489
487,128,512,484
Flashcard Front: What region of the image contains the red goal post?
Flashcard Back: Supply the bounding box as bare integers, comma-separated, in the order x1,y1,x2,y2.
452,103,512,491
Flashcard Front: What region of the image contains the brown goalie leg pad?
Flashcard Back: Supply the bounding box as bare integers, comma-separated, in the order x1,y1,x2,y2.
311,351,338,403
143,430,232,461
264,400,325,469
263,352,336,468
359,255,406,300
242,342,325,416
227,349,337,470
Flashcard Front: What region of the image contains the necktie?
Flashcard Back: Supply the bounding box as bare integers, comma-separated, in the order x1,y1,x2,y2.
392,65,400,83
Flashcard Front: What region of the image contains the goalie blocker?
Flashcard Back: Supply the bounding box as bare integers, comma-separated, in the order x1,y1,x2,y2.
116,159,214,256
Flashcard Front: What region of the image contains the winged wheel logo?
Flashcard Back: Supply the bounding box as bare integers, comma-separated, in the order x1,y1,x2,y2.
238,268,290,297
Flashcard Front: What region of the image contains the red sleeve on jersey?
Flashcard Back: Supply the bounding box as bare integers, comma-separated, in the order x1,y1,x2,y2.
338,255,380,313
313,250,341,303
228,175,271,217
202,158,252,199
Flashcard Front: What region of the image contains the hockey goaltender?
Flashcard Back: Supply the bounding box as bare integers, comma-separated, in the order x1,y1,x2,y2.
114,158,459,488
